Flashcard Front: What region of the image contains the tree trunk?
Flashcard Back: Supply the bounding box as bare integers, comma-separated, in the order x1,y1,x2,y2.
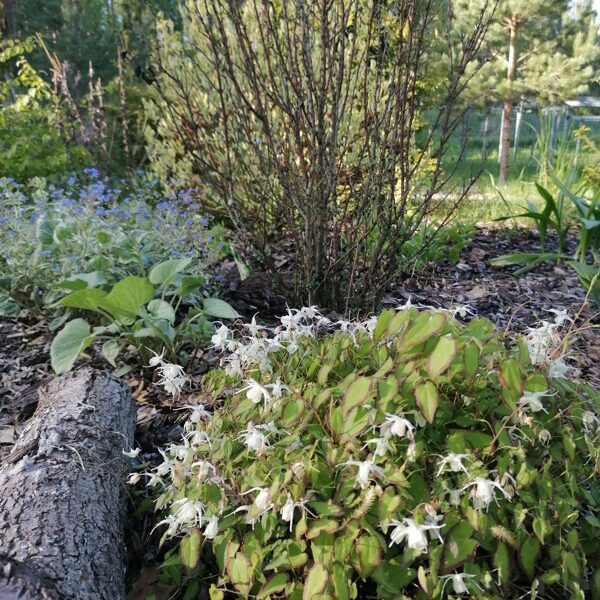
0,368,136,600
0,0,18,38
499,19,518,185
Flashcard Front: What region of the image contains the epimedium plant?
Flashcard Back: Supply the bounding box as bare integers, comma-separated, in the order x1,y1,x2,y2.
50,256,239,375
142,307,600,599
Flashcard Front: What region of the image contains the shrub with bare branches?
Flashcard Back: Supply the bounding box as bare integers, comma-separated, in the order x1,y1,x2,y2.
145,0,496,312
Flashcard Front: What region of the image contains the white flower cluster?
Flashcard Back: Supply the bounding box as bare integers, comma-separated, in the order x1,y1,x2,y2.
525,309,573,378
211,306,378,378
147,349,189,397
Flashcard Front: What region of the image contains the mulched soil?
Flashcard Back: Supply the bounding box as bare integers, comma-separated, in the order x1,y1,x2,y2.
0,225,598,597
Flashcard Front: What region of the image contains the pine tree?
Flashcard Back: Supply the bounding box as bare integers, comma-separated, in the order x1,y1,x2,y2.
454,0,599,183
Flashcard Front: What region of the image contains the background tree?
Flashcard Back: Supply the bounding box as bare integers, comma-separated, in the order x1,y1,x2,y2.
454,0,599,184
12,0,119,94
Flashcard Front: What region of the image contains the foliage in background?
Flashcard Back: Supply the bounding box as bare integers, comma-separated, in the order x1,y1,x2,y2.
143,307,600,599
0,172,223,317
492,133,600,305
145,0,495,312
0,36,89,180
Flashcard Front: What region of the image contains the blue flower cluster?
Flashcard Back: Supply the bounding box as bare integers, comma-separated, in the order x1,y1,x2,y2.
0,169,222,309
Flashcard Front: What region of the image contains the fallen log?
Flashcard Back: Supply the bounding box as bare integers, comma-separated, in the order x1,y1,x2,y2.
0,368,136,600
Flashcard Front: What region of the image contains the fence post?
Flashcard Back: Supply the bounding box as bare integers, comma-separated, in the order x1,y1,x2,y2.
513,104,523,161
482,113,490,157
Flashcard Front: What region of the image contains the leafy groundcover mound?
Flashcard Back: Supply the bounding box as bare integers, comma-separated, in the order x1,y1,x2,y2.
143,307,600,599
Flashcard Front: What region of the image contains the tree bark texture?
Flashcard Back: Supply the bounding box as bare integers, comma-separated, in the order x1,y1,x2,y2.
0,368,136,600
499,19,518,185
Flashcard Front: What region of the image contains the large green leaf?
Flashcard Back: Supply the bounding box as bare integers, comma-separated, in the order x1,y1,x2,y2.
203,297,240,319
227,552,252,596
101,339,121,367
180,528,202,570
99,276,154,320
0,294,20,317
303,563,328,599
56,271,108,290
493,542,510,588
149,257,193,285
343,377,371,415
426,335,457,378
400,312,446,350
519,537,540,580
51,318,92,374
147,299,176,324
59,288,108,310
356,535,382,579
257,573,288,599
415,380,439,423
36,215,54,246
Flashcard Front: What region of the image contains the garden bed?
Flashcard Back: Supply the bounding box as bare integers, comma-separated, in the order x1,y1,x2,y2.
1,224,598,597
2,225,598,457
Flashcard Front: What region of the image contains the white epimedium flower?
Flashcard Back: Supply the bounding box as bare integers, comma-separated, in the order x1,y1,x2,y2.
173,498,205,528
192,459,216,481
185,430,212,448
337,459,385,488
380,413,415,440
362,437,392,457
255,421,288,436
244,314,268,337
365,315,379,337
148,348,165,367
243,487,272,511
538,429,552,445
147,349,189,397
152,514,179,537
385,517,444,553
203,515,219,540
547,356,572,379
448,488,462,506
460,477,512,511
238,379,272,409
518,390,551,413
146,472,164,487
225,356,244,378
127,472,141,485
440,573,480,595
122,447,141,458
177,403,212,424
546,308,571,326
280,493,315,532
280,307,303,329
450,304,476,319
270,378,290,401
436,453,471,477
526,321,560,364
211,323,235,352
238,424,270,455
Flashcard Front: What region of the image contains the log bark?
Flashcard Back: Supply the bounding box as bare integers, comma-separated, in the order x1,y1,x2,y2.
0,368,136,600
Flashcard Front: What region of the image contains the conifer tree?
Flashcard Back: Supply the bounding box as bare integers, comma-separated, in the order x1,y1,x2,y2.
454,0,599,183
